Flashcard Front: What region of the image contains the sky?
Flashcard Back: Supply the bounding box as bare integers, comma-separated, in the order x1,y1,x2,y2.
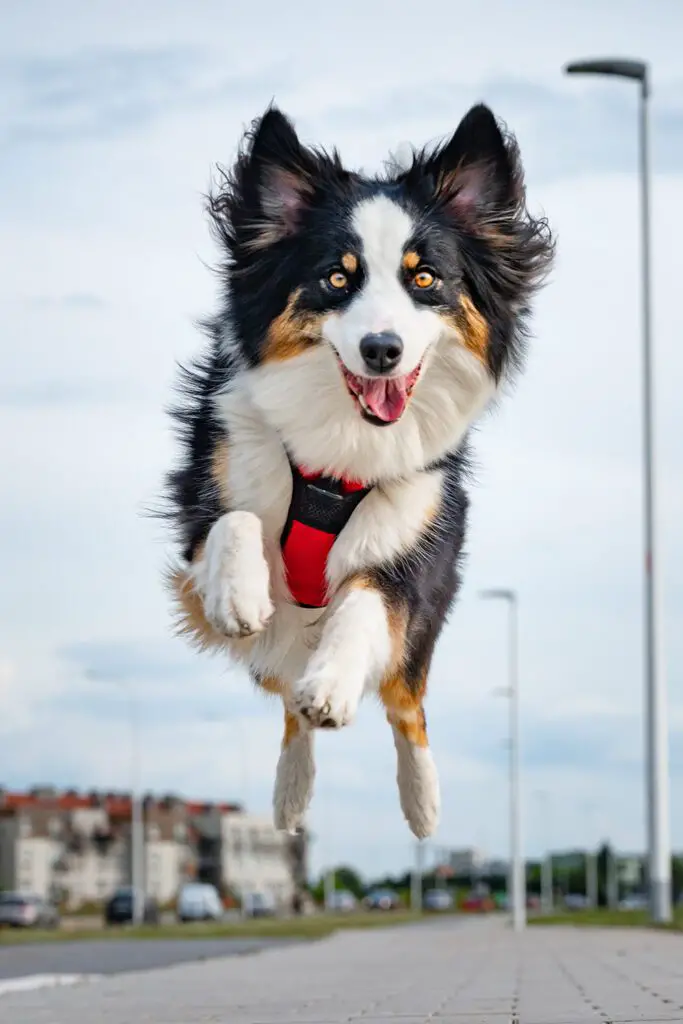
1,0,683,881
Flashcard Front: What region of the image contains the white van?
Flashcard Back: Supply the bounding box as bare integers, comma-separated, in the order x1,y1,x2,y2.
242,890,277,918
176,882,224,922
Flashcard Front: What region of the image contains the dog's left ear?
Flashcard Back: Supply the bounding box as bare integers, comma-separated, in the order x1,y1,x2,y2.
428,104,523,228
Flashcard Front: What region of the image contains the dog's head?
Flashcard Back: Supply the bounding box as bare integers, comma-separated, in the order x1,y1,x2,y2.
211,104,554,480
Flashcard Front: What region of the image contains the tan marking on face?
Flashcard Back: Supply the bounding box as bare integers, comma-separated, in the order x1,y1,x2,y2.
210,440,231,508
438,295,489,363
458,295,489,360
341,252,358,274
262,289,323,363
402,250,421,270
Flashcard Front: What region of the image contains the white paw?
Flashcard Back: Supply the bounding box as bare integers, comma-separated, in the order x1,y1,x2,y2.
273,732,315,833
290,662,363,729
394,732,441,839
194,511,274,638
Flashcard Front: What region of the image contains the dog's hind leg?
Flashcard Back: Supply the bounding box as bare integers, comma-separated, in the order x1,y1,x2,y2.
381,677,440,840
273,707,315,833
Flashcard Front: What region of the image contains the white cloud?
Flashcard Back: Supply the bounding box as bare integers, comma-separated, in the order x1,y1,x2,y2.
1,0,683,879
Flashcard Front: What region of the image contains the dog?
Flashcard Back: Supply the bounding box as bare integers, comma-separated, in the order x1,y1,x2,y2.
162,102,554,838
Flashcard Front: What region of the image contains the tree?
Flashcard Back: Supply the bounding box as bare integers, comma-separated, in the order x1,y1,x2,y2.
333,866,365,899
310,864,366,903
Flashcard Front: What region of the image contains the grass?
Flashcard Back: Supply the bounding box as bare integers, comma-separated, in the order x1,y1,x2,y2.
0,909,426,946
529,907,683,931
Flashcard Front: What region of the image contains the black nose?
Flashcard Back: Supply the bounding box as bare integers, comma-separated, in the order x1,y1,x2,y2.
359,331,403,374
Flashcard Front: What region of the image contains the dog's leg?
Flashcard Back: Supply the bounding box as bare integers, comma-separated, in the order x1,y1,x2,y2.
190,511,273,637
273,707,315,833
382,680,440,839
290,581,394,729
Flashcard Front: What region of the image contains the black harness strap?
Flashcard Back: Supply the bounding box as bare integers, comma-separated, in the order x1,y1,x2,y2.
279,455,372,608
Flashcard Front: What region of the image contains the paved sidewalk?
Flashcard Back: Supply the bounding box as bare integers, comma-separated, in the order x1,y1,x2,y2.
2,916,683,1023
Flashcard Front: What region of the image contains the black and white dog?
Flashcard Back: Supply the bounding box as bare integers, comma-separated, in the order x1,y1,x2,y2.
163,103,554,837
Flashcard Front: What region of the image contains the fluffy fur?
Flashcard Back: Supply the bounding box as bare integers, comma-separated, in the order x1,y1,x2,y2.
161,102,554,837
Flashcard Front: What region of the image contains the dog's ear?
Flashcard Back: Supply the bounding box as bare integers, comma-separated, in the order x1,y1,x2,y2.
427,104,523,228
216,105,321,255
247,107,316,242
209,105,323,258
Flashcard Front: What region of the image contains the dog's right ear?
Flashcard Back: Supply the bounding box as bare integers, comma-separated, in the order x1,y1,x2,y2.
247,108,315,243
211,106,319,256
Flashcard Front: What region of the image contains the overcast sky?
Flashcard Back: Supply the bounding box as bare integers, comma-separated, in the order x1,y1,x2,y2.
1,0,682,880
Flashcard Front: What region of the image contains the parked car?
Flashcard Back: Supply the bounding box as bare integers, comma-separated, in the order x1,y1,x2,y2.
365,888,401,911
104,887,160,926
461,892,495,912
423,888,454,912
326,889,358,913
176,882,223,922
564,893,590,911
0,892,60,929
242,890,277,918
619,893,648,911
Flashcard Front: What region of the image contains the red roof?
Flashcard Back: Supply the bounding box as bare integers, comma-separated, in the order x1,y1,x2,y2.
0,790,241,815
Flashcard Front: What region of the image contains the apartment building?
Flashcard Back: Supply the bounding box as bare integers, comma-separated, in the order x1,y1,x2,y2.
0,787,307,911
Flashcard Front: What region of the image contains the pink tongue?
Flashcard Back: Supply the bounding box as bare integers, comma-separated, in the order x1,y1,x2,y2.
361,377,408,422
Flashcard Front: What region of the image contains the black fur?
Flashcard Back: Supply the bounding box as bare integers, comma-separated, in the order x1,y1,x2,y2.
161,103,554,709
164,323,234,562
367,445,471,694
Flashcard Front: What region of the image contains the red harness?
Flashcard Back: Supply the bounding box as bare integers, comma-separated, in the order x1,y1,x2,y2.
280,460,371,609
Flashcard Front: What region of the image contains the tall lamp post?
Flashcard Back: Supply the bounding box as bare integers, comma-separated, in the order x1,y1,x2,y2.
480,588,525,932
126,680,144,926
563,57,671,924
534,789,554,914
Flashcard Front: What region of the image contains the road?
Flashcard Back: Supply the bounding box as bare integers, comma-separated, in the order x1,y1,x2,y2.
0,936,291,980
2,916,683,1022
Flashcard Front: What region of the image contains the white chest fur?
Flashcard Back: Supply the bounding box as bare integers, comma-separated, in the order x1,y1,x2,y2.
214,386,444,685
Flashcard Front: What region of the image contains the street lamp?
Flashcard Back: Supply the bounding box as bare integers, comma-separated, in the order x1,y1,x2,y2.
583,801,599,910
534,789,554,915
86,668,145,924
480,588,525,932
563,57,671,924
125,681,145,926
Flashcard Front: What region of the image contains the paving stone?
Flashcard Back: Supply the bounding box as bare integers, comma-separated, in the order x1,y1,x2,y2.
2,917,683,1023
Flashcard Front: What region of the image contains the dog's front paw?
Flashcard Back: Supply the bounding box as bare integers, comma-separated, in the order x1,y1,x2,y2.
195,511,274,638
290,663,363,729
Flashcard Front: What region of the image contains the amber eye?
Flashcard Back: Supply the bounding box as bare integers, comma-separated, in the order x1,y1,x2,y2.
327,270,348,290
413,268,436,289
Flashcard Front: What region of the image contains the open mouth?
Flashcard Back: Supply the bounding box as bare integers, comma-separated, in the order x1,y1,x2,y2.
339,362,422,426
